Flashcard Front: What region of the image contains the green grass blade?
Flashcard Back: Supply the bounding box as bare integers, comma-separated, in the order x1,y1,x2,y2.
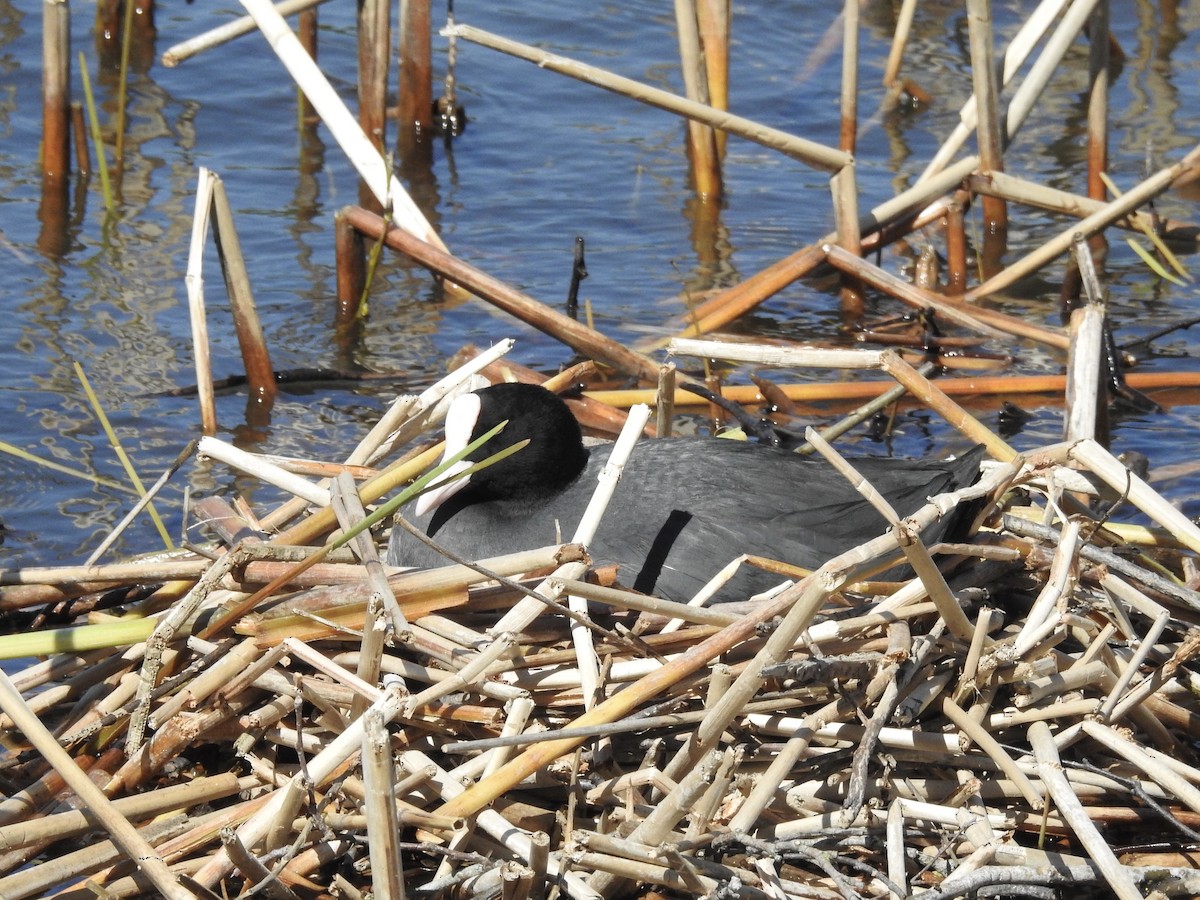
77,52,114,215
74,362,173,549
0,439,137,494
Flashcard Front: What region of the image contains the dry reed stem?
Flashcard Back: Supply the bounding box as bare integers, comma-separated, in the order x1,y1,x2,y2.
41,0,71,183
161,0,331,66
199,436,330,505
0,671,195,900
356,0,388,153
185,167,218,436
238,0,444,250
968,142,1200,300
1028,721,1143,900
444,23,851,173
971,168,1199,238
17,327,1200,899
577,367,1200,409
1005,0,1101,146
673,0,721,200
342,206,663,383
920,0,1068,181
965,0,1007,233
211,175,277,406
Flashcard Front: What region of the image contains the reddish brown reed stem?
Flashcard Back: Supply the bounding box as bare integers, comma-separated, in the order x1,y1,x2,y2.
397,0,433,140
335,208,367,323
211,175,277,408
965,0,1007,238
70,101,88,175
42,0,71,183
679,244,827,336
945,191,969,293
357,0,389,152
1086,0,1110,260
675,0,721,201
340,205,663,383
298,5,318,122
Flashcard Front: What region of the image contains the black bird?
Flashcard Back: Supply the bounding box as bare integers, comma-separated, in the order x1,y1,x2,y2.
386,382,984,603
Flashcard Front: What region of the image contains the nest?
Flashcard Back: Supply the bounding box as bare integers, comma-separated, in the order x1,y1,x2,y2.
3,346,1200,900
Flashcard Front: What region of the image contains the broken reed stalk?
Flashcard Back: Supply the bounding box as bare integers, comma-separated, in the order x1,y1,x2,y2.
832,0,863,316
356,0,388,152
966,169,1195,238
161,0,331,67
238,0,445,249
186,167,218,435
362,710,407,898
673,0,721,201
443,22,851,173
70,100,88,174
881,0,916,88
396,0,433,139
1086,0,1109,206
334,208,367,321
200,436,334,504
655,361,676,436
919,0,1067,181
695,0,729,158
211,174,277,407
965,0,1007,233
1064,236,1106,442
297,4,318,124
967,142,1200,300
339,205,662,383
41,0,70,183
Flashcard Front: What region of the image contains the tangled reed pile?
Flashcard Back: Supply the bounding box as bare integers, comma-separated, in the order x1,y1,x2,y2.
3,343,1200,900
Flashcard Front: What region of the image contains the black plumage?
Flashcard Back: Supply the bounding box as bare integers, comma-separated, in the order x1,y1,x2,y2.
386,382,984,602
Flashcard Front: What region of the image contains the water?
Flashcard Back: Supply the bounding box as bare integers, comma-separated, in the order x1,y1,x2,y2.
1,0,1199,567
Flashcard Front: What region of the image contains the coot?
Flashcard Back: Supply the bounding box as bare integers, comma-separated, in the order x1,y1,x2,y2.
386,382,984,602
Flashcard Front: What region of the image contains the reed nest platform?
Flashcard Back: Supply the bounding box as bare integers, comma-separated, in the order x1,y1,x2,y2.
5,348,1200,900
